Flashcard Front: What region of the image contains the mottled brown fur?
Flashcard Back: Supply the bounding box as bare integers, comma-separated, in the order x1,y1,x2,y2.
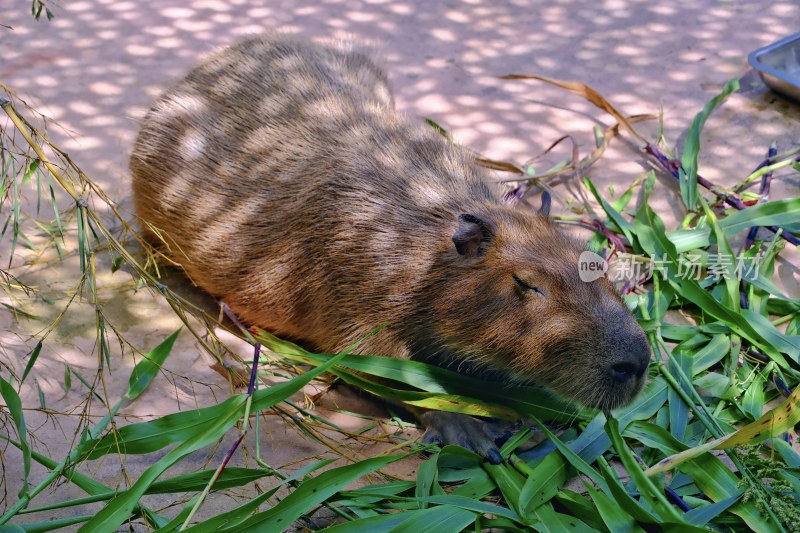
131,34,650,418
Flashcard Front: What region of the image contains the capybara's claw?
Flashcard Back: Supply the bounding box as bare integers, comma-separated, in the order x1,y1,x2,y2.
421,411,517,465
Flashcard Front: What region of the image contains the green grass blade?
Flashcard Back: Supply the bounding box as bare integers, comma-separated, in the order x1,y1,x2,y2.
0,375,30,499
483,462,526,517
8,515,92,532
394,494,522,522
691,335,730,375
125,327,181,401
77,396,249,532
19,341,42,384
78,351,349,532
720,198,800,235
683,494,740,527
320,513,412,532
146,467,278,494
667,351,692,441
416,452,442,508
212,456,400,532
163,460,335,533
387,505,476,533
532,502,595,533
256,329,579,421
698,196,739,311
518,453,567,518
583,481,642,533
584,176,636,246
678,78,739,211
626,422,771,531
632,182,793,365
605,417,686,523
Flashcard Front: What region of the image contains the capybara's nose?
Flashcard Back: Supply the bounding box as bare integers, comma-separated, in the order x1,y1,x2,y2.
609,336,650,383
611,360,647,382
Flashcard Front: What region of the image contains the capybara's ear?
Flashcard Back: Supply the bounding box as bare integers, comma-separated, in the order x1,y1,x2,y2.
452,214,496,257
538,191,551,218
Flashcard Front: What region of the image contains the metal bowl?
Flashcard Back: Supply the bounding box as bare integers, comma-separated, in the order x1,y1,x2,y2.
749,32,800,101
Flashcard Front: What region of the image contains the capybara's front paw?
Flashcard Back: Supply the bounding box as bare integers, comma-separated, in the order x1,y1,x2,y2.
420,411,517,464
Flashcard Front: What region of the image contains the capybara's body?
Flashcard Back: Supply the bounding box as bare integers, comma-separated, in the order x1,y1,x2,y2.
131,35,650,425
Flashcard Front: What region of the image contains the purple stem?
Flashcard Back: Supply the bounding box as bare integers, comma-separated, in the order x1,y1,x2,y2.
773,373,792,396
744,143,778,250
222,302,249,333
593,219,627,252
644,143,799,247
747,348,770,364
221,302,261,395
248,342,261,395
665,485,692,512
740,144,778,309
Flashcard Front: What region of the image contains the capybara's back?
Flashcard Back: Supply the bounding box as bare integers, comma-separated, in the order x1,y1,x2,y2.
131,35,650,436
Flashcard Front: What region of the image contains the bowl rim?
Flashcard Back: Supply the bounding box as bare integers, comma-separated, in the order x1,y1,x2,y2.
748,32,800,89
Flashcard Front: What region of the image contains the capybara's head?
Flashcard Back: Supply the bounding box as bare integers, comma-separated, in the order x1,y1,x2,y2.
420,198,650,412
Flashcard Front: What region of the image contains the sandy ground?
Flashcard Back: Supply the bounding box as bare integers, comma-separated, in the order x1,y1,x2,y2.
1,0,799,529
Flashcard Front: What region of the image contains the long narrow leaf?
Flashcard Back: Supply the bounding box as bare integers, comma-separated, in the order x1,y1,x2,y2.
678,78,739,211
78,351,348,532
0,375,30,498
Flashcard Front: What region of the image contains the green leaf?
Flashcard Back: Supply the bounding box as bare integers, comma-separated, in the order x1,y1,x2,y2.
484,462,526,517
211,456,400,532
63,364,71,392
518,452,567,518
85,392,245,459
605,417,686,523
684,494,740,527
773,438,800,468
147,467,282,494
528,415,608,494
720,198,800,235
554,490,606,531
396,494,522,522
698,196,739,311
584,176,636,246
415,452,442,508
21,158,39,186
255,329,579,422
125,328,181,401
5,515,90,532
626,422,769,530
740,370,766,421
321,513,413,532
694,372,734,399
632,184,792,366
532,502,595,532
668,350,692,441
668,198,800,252
568,376,668,464
162,460,335,532
0,375,30,499
583,481,642,533
691,335,730,375
20,341,42,384
678,78,739,211
78,351,349,532
388,505,476,533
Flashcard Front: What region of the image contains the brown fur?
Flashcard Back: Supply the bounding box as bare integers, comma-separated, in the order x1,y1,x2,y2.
131,34,649,413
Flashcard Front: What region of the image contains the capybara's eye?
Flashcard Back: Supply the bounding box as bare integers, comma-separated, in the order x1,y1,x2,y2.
512,274,544,296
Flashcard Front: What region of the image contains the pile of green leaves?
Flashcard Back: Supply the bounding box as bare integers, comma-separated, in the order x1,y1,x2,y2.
2,74,799,531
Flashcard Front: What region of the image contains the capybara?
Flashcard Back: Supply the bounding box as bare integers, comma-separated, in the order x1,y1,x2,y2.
130,34,650,463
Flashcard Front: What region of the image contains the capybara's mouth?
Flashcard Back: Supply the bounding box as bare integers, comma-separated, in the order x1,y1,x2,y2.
569,372,648,413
